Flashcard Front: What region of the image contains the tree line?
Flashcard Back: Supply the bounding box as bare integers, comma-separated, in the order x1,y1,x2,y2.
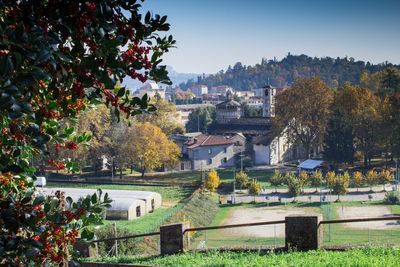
178,54,398,90
49,97,182,178
273,67,400,165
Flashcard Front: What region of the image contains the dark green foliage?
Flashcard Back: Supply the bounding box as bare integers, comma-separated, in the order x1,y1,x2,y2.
323,110,355,164
179,55,398,90
384,191,400,204
94,226,143,257
185,107,216,133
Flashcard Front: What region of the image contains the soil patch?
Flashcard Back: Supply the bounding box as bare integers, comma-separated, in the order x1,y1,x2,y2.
221,206,320,238
337,206,400,229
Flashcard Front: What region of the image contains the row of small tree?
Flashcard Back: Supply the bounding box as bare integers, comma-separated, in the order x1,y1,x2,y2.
270,169,394,199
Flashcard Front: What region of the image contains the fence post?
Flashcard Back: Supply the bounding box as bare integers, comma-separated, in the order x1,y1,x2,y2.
285,215,322,251
73,239,98,258
160,222,190,255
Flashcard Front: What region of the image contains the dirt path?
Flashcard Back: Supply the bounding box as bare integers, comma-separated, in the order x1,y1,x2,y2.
337,206,400,229
221,206,320,238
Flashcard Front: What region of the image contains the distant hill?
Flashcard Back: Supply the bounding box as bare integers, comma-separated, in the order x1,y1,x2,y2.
122,66,200,91
178,54,400,90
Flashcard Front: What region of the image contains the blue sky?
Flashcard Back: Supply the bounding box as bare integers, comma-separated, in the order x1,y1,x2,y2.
140,0,400,74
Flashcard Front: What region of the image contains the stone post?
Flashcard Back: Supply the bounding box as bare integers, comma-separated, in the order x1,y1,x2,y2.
285,215,322,251
160,222,190,255
73,239,98,258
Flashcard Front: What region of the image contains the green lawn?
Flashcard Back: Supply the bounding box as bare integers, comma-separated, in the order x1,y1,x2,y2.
191,201,400,249
86,247,400,267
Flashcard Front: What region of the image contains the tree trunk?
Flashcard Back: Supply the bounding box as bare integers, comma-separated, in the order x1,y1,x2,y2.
141,168,146,179
119,166,122,179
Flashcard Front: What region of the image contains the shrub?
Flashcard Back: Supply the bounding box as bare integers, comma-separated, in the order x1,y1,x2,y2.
352,171,364,191
95,225,143,257
326,171,337,190
379,170,394,191
365,170,379,191
285,173,302,198
384,191,400,204
248,179,262,202
332,172,350,201
298,170,309,189
205,169,221,191
310,170,323,191
235,171,250,189
270,170,284,192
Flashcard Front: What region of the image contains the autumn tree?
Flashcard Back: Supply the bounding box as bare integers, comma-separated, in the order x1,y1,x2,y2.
298,170,309,192
0,0,175,265
332,172,350,201
248,179,262,202
205,169,221,191
235,170,250,190
285,173,302,199
310,170,323,192
379,170,393,191
365,170,379,191
126,122,180,178
274,77,333,158
325,171,337,193
270,170,284,193
335,84,382,165
352,171,364,192
135,96,184,135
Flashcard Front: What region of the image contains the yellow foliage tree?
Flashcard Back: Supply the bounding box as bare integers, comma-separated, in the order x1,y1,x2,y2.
325,171,336,192
352,171,364,192
379,170,394,191
236,170,250,189
127,122,180,178
205,169,221,191
298,170,309,191
310,170,323,192
365,170,379,191
248,179,262,202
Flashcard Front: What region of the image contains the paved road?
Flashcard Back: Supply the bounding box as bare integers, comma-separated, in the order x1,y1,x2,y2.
224,185,396,204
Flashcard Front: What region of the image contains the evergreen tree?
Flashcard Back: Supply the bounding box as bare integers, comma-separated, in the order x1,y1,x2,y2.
323,110,355,164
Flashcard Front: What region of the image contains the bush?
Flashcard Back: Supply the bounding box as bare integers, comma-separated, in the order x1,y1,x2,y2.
95,225,143,257
384,191,400,204
235,171,250,189
285,173,302,198
205,169,221,191
270,170,284,192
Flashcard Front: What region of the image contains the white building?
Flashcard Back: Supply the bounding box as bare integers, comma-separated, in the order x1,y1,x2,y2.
137,82,166,99
190,85,208,97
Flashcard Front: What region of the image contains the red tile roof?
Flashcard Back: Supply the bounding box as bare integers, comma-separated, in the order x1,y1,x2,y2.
186,134,234,149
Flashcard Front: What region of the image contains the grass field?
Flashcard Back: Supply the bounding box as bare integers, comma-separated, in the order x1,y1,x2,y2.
191,201,400,249
86,247,400,267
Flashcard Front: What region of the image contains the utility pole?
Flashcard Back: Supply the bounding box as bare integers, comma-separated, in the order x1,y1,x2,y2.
233,168,236,204
396,158,399,191
197,114,200,132
240,151,243,171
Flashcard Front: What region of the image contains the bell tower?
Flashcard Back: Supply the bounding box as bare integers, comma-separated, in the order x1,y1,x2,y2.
262,84,276,117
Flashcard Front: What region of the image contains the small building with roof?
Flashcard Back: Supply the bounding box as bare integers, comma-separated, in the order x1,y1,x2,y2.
41,188,161,220
215,90,241,123
185,134,236,170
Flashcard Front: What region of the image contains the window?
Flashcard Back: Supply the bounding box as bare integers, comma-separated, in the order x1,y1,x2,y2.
180,162,185,170
136,206,141,217
208,158,212,165
208,148,212,154
224,147,227,153
223,157,227,163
